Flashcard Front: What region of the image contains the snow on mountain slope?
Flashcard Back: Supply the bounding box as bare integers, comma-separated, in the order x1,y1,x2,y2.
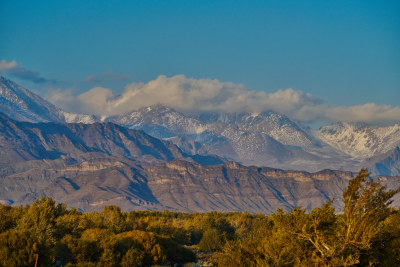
0,75,63,122
111,105,207,137
0,75,98,124
197,111,316,148
112,104,400,173
59,110,99,124
112,104,327,171
113,105,317,148
315,122,400,160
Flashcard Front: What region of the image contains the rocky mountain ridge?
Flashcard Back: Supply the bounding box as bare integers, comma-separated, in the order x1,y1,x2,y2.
112,104,400,175
1,154,399,213
0,112,224,166
1,76,400,175
0,100,399,213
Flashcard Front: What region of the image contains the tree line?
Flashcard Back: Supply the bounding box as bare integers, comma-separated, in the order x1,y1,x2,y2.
1,169,400,266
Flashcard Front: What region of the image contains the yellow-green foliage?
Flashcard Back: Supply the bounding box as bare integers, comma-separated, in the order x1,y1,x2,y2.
212,169,400,267
0,169,399,266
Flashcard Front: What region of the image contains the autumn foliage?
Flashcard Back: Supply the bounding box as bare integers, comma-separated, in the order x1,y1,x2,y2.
0,169,399,266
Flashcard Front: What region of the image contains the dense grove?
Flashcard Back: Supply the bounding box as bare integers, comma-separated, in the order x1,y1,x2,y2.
1,169,400,266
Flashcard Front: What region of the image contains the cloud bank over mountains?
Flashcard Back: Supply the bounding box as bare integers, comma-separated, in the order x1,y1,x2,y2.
2,59,398,125
44,74,400,125
45,75,321,118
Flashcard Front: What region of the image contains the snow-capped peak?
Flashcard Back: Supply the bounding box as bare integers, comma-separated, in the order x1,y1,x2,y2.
316,122,400,159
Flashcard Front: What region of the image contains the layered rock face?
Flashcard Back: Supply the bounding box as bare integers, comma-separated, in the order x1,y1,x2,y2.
2,155,399,213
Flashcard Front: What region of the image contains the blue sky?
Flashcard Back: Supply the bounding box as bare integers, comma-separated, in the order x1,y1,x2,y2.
1,0,399,124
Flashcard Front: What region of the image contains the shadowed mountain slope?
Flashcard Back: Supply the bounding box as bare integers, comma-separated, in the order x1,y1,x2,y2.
363,147,400,176
0,112,224,165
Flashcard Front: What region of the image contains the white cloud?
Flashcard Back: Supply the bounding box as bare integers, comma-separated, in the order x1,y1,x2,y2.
74,75,327,118
45,74,400,125
0,59,18,72
77,87,116,115
44,88,81,111
326,103,400,125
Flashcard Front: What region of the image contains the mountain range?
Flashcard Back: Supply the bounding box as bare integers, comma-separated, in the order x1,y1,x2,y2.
110,105,400,175
1,112,399,212
2,75,399,175
1,75,399,212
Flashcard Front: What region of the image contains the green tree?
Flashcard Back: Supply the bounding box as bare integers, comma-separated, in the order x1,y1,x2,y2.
0,205,24,233
337,169,400,265
100,205,127,233
371,210,400,265
212,169,400,267
0,229,38,267
121,248,144,267
17,196,66,266
198,228,225,252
